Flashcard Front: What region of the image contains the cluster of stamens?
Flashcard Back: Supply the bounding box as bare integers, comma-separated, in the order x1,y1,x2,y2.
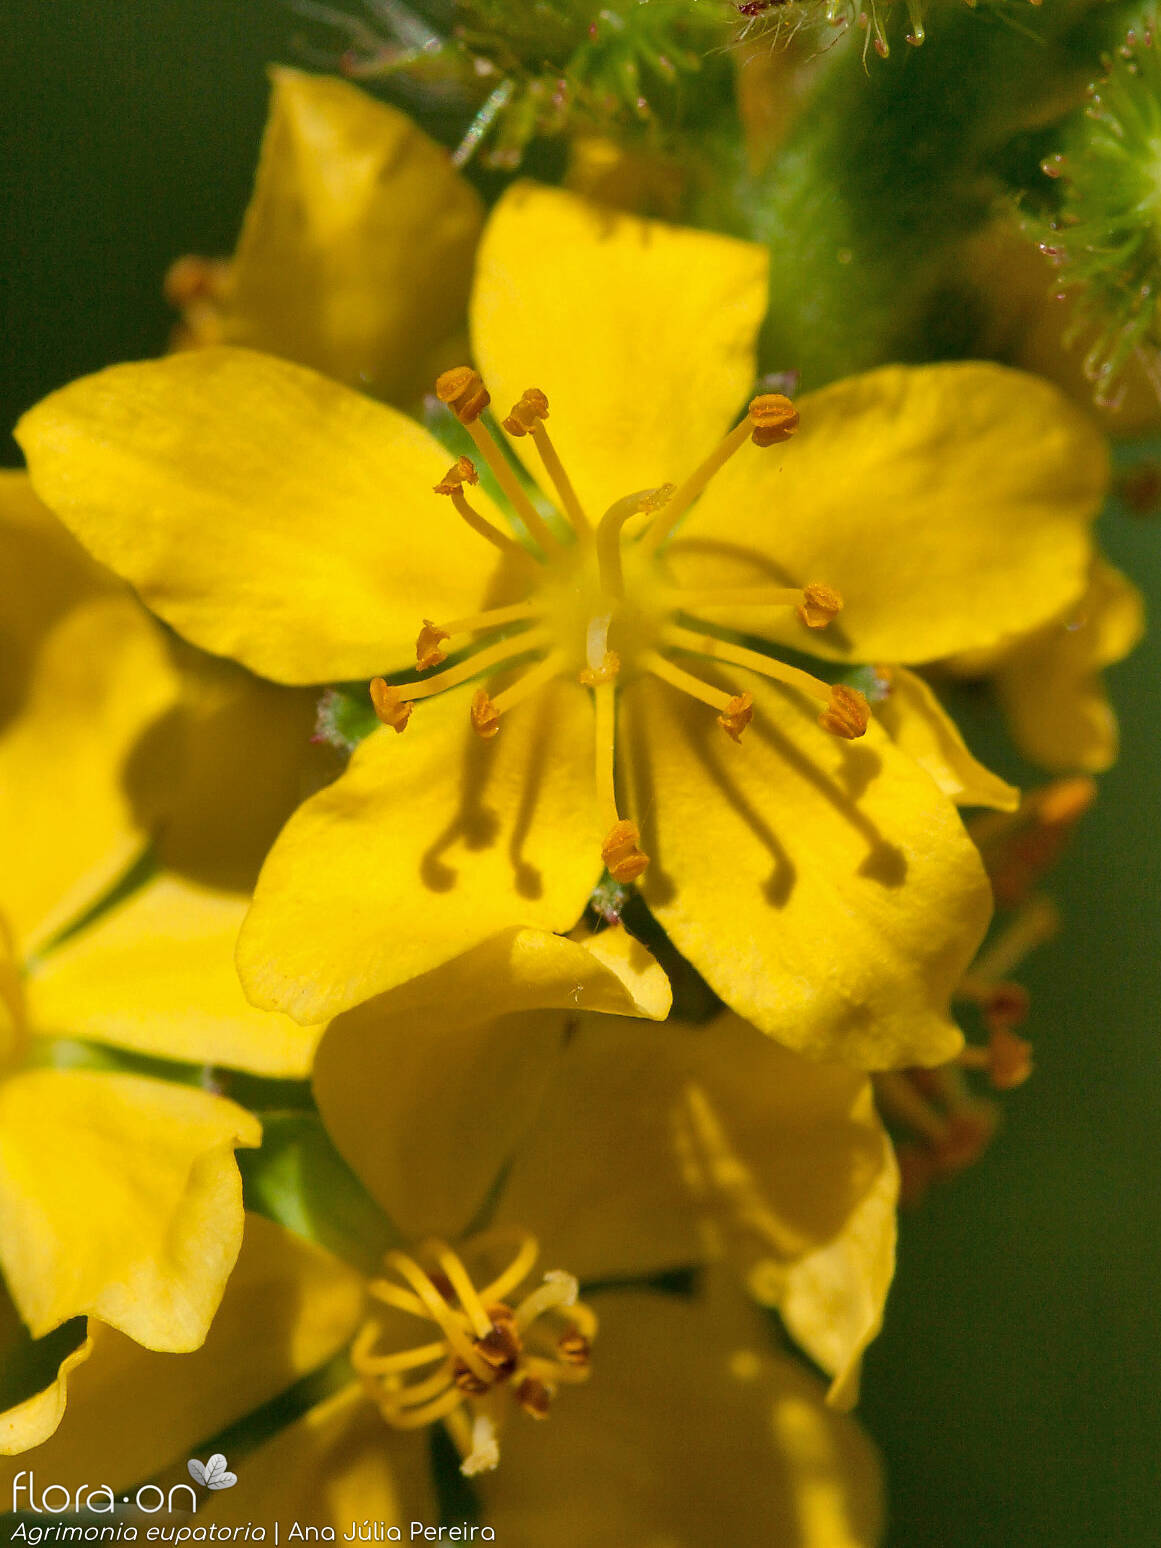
368,366,869,887
349,1233,595,1477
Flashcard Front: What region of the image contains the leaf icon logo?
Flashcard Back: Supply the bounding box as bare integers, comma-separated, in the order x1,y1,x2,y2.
187,1454,238,1491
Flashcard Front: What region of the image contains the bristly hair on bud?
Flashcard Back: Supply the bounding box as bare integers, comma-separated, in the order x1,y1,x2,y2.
1024,20,1161,412
288,0,740,169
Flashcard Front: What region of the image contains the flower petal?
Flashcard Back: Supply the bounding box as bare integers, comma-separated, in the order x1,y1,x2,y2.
314,925,670,1240
0,1069,259,1347
779,1148,899,1410
198,1384,433,1529
679,362,1107,663
222,67,483,406
18,348,510,684
238,681,601,1023
481,1281,883,1548
874,667,1019,811
991,558,1145,773
0,1283,92,1455
626,672,988,1067
0,1215,364,1491
0,484,180,953
27,875,321,1077
472,183,768,519
494,1012,891,1298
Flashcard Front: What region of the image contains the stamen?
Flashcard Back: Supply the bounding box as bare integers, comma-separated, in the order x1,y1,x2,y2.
663,626,870,739
381,1251,492,1379
593,680,649,882
469,649,568,739
477,1233,542,1305
967,896,1060,985
515,1378,552,1418
642,649,754,742
602,820,650,884
416,602,544,670
512,1271,579,1332
435,458,535,563
434,1243,493,1340
597,485,674,596
435,367,491,424
557,1326,593,1366
956,1025,1034,1090
669,582,843,632
818,684,870,740
435,369,560,555
644,392,799,554
369,679,413,733
500,387,592,539
797,582,844,629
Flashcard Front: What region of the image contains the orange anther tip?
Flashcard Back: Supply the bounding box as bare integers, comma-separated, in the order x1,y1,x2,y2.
435,366,490,424
601,819,649,884
747,393,799,447
516,1377,552,1419
1036,776,1098,827
818,684,870,739
163,253,231,307
578,650,621,687
433,455,479,495
797,582,844,629
470,688,500,739
502,387,550,437
416,620,450,671
369,678,413,734
717,692,753,742
987,1026,1034,1091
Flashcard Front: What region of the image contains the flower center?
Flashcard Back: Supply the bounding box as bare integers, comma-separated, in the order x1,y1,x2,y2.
369,367,869,886
349,1231,595,1477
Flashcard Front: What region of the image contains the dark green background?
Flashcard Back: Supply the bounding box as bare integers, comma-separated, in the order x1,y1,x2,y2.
4,6,1159,1543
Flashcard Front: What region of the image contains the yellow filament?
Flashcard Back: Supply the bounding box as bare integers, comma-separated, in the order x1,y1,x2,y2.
434,1243,493,1340
367,1278,429,1319
466,419,560,554
383,1251,491,1380
966,897,1061,985
396,628,550,702
477,1234,541,1306
529,420,591,537
438,601,543,639
641,649,734,713
449,488,535,563
375,1384,465,1430
596,486,673,596
386,1364,462,1409
643,416,754,554
488,649,568,719
872,1072,949,1146
593,681,620,833
523,1354,591,1386
512,1273,579,1333
664,625,833,705
352,1338,449,1375
668,584,808,611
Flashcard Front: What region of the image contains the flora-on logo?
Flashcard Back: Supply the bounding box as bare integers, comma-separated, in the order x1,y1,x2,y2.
187,1455,237,1492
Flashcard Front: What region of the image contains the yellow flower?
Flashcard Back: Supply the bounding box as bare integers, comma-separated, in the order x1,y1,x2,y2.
0,478,269,1453
2,938,891,1540
165,67,483,408
17,186,1108,1068
946,557,1144,774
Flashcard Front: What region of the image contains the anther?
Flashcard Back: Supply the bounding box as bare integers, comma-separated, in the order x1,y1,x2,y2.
747,392,800,447
818,684,870,739
416,620,450,671
435,367,490,424
474,1310,521,1373
557,1327,592,1367
797,582,844,629
579,650,621,687
433,456,480,495
516,1377,553,1419
502,388,550,437
471,689,501,740
369,678,414,734
717,692,754,742
453,1361,491,1397
602,819,650,884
